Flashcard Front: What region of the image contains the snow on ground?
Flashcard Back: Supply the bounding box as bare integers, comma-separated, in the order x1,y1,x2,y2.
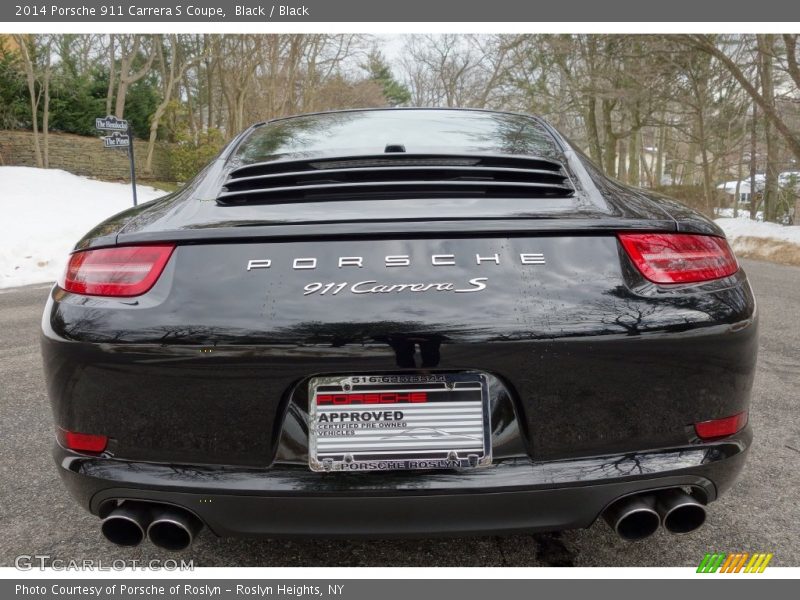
715,217,800,245
715,217,800,267
713,208,764,221
0,167,164,288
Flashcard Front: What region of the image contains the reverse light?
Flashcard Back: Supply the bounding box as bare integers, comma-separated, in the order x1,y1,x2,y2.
57,428,108,453
694,412,749,440
618,233,738,284
60,244,175,297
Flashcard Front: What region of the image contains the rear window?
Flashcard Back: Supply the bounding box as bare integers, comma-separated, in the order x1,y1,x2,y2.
231,109,561,166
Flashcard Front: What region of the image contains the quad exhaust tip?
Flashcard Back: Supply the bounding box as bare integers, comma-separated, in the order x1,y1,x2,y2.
100,501,203,550
100,503,152,547
603,494,661,541
147,507,204,552
604,488,707,541
656,488,707,534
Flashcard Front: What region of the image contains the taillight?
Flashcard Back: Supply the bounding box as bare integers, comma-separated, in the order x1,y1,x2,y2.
694,412,748,440
618,233,738,284
57,428,108,453
60,244,175,297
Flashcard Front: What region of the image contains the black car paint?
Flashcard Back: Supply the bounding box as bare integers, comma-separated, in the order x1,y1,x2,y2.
43,237,756,465
42,108,756,538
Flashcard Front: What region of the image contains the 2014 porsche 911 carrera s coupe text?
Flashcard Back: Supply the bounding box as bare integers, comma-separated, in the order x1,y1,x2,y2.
42,108,757,550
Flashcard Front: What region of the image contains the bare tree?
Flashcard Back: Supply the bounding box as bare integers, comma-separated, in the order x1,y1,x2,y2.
757,35,780,221
677,34,800,163
13,34,54,168
144,35,205,173
113,35,156,119
41,35,52,168
8,33,796,222
401,34,518,109
105,34,116,115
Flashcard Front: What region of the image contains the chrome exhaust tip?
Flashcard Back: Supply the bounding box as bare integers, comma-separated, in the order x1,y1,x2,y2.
147,507,203,551
100,502,152,547
656,489,707,534
603,494,661,541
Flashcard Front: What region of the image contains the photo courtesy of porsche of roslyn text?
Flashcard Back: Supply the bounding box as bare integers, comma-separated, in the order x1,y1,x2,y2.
0,30,799,571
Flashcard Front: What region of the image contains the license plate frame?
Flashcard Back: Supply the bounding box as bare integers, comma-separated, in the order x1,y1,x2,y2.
308,373,491,472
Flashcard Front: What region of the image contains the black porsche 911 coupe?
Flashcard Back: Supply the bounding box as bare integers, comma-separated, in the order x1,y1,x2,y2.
42,108,756,551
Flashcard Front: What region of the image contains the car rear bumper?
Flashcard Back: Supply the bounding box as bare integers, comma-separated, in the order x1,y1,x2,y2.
55,426,751,538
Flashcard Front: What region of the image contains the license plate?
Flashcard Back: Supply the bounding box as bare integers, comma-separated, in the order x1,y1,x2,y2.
308,373,491,472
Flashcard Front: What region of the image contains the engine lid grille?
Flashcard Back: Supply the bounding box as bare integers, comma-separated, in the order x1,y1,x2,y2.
217,153,575,205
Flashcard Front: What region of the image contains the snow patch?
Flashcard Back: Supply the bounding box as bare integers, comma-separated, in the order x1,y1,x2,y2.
715,217,800,245
0,167,164,288
715,217,800,267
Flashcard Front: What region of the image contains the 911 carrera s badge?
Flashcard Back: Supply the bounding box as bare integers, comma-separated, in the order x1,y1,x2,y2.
303,278,488,295
308,373,492,472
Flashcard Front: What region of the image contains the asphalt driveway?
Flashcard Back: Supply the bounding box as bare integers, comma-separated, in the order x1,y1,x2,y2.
0,258,797,567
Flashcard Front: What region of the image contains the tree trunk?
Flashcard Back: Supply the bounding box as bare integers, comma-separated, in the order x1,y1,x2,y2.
617,138,628,182
700,145,713,216
763,123,779,221
695,104,714,214
601,99,617,177
640,141,654,188
145,37,172,174
15,35,43,168
585,96,602,162
42,45,51,169
106,35,116,115
114,80,128,119
655,122,666,186
628,129,640,186
584,35,603,163
758,35,779,222
749,102,758,220
656,125,675,186
114,35,155,121
145,102,167,174
184,70,198,140
734,140,744,218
